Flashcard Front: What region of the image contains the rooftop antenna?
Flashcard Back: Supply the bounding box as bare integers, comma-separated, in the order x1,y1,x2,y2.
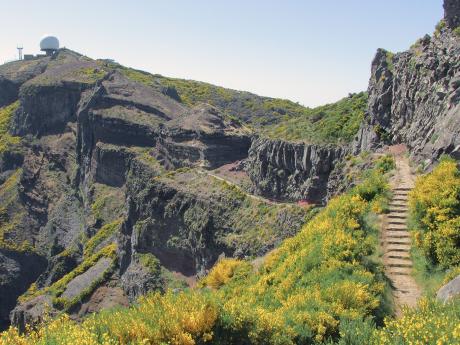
17,45,23,60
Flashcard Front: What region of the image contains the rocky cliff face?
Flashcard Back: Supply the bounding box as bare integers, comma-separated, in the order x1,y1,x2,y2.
0,50,306,330
445,0,460,28
245,137,346,203
354,8,460,165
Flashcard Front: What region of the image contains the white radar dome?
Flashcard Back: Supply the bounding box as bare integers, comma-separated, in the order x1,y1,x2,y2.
40,35,60,51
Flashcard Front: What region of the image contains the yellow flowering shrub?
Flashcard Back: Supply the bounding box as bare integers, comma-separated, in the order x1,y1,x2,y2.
84,218,122,256
409,159,460,268
213,172,390,343
0,164,392,344
1,292,219,345
373,298,460,345
199,258,251,289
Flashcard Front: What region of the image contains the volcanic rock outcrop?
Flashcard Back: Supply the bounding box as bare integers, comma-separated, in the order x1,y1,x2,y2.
354,7,460,164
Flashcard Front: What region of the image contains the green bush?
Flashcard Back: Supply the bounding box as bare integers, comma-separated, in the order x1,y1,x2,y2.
0,101,20,154
375,155,395,173
454,26,460,37
263,92,368,144
435,19,446,36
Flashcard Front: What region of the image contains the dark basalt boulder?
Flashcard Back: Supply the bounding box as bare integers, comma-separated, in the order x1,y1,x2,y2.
9,295,54,334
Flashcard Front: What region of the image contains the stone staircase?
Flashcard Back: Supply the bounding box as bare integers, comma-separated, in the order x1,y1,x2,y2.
382,154,421,316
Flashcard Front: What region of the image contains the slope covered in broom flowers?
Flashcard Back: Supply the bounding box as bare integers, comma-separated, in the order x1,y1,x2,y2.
0,158,394,345
3,157,459,344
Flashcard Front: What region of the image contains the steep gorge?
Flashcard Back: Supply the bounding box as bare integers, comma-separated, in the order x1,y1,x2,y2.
0,1,459,333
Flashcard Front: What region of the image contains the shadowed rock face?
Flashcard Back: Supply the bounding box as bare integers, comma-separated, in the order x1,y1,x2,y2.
245,137,346,203
354,25,460,165
0,77,18,108
444,0,460,28
0,250,46,330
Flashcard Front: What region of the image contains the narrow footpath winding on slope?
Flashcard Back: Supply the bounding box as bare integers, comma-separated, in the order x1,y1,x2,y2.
382,148,421,317
197,168,291,205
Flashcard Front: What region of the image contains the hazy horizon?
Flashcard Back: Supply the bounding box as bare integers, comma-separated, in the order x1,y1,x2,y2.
1,0,443,107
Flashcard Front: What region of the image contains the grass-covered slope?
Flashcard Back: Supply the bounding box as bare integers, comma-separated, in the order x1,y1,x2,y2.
118,66,312,126
261,92,367,144
3,53,366,146
0,159,393,344
0,101,20,155
114,65,366,144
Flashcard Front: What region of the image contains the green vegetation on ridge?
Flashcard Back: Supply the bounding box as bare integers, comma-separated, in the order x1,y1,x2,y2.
117,65,367,144
262,92,368,144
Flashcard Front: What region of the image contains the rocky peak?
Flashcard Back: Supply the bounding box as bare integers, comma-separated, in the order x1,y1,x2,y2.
354,17,460,165
444,0,460,28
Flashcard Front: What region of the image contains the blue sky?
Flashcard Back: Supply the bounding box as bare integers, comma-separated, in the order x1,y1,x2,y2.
1,0,443,106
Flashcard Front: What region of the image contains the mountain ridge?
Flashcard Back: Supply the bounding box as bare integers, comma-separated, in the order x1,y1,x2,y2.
0,0,459,341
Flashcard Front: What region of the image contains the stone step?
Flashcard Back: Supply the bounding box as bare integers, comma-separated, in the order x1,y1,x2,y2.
385,231,410,238
394,187,412,192
389,276,418,289
389,201,408,207
387,258,413,268
392,197,408,203
385,251,411,259
393,288,415,296
386,244,411,252
388,210,408,216
387,223,408,230
387,266,412,275
393,191,409,197
386,237,411,245
387,213,407,219
388,205,408,210
388,219,407,225
385,227,409,232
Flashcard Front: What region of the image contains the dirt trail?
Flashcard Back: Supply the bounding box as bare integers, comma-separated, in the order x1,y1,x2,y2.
382,147,421,317
198,169,291,205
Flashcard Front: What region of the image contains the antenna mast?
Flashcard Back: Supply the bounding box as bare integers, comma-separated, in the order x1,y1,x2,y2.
17,46,23,60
